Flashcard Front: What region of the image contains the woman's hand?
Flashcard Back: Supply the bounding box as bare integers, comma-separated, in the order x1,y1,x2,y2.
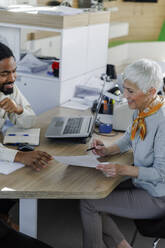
96,163,122,177
96,163,139,178
91,139,109,157
14,151,53,171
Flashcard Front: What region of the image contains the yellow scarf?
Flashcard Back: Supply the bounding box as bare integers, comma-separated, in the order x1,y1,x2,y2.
131,97,165,141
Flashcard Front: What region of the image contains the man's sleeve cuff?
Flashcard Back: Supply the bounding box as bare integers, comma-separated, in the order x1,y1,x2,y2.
0,148,18,163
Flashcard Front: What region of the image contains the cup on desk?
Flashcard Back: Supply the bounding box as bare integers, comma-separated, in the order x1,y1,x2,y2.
18,115,36,129
99,123,112,133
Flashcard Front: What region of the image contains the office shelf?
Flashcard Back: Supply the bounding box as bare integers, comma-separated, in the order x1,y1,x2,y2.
0,9,110,114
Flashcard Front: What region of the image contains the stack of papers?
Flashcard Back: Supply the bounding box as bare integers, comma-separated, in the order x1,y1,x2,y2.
7,5,84,16
17,53,49,73
36,6,84,16
0,161,24,175
61,84,102,110
61,97,91,110
7,5,34,12
3,127,40,146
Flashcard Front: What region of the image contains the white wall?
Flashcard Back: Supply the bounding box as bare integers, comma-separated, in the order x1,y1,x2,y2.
108,42,165,68
108,43,128,66
128,42,165,62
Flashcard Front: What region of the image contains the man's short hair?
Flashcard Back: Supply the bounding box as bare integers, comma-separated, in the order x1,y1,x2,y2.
0,42,14,61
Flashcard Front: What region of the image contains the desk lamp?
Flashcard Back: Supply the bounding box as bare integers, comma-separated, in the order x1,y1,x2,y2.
106,64,117,82
106,64,121,97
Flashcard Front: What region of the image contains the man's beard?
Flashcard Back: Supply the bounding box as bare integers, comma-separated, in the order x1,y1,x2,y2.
0,82,14,95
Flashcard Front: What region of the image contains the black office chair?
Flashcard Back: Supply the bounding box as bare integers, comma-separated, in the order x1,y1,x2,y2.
130,217,165,248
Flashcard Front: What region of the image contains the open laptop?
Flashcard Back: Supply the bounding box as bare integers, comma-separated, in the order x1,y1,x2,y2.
45,85,105,139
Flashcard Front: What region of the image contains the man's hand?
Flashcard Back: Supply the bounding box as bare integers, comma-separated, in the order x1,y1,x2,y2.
0,98,23,115
14,151,53,171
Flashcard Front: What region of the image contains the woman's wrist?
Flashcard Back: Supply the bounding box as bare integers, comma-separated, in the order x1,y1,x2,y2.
118,164,139,178
107,144,121,156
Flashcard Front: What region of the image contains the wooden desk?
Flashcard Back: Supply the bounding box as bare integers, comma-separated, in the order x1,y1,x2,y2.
0,107,133,237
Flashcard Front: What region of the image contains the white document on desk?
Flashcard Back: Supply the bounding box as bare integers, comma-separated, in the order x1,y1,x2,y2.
53,155,107,168
61,99,89,110
61,97,91,110
0,161,24,175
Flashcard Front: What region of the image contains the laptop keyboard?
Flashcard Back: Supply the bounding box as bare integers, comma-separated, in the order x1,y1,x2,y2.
63,117,83,134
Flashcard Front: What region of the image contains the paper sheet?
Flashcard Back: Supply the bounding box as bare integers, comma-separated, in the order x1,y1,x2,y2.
61,99,89,110
17,53,48,73
54,155,108,168
37,6,84,16
0,161,24,175
8,6,84,15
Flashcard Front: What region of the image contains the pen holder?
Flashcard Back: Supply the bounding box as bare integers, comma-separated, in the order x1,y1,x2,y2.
99,102,113,115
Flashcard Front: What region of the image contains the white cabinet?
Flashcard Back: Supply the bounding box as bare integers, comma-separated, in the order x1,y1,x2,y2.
0,10,110,114
16,74,60,115
60,27,88,81
87,23,109,72
26,35,61,58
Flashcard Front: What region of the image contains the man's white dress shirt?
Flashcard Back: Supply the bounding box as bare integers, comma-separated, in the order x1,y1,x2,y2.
0,85,36,162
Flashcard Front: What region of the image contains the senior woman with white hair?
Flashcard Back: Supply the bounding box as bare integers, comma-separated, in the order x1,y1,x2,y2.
80,58,165,248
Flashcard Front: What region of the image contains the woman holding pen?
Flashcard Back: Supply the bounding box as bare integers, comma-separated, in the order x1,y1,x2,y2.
80,58,165,248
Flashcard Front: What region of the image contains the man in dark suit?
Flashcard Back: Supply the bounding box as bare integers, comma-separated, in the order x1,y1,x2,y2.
0,219,53,248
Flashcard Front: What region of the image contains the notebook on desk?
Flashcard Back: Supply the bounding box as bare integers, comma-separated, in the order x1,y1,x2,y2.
45,85,104,139
3,127,40,146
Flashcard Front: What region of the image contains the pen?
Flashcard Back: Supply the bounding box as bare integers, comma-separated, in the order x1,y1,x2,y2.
86,144,104,152
8,134,29,136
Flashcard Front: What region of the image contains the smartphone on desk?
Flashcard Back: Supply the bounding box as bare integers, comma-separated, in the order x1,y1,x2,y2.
17,143,35,152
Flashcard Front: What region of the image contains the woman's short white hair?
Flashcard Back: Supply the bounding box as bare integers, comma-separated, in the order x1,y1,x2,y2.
123,58,163,93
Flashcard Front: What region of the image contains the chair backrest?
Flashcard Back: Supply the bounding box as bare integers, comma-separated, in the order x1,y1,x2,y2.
134,217,165,238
